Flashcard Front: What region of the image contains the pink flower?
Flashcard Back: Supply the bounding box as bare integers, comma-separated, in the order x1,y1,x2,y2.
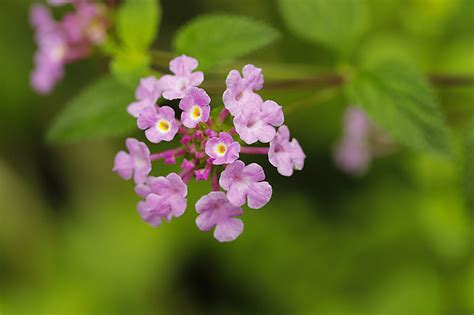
268,125,306,176
234,99,284,144
334,107,371,175
137,106,180,143
334,139,370,175
127,76,162,118
205,132,240,165
30,1,107,94
219,161,272,209
30,5,67,94
223,64,264,116
113,138,151,184
61,1,107,46
195,191,244,242
135,76,161,101
333,106,395,176
136,173,188,227
159,55,204,100
179,87,210,128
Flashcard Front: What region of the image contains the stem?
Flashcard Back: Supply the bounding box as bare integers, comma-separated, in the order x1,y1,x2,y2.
217,108,230,124
178,126,189,135
150,147,186,161
284,88,338,115
211,172,219,191
150,50,474,89
180,170,194,184
240,147,269,155
428,74,474,86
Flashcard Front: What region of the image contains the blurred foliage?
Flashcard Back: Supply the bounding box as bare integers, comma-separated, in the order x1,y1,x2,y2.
174,14,279,70
0,0,473,314
47,75,135,143
278,0,369,56
347,59,451,155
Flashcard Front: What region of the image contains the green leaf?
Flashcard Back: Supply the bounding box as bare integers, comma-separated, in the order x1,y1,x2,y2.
47,76,136,143
346,60,451,155
110,49,151,88
174,14,279,70
278,0,369,54
116,0,161,50
463,116,474,211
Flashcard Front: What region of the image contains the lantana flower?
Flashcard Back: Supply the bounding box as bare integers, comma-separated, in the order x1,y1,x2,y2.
114,56,306,242
223,64,264,116
179,87,211,128
334,106,394,175
127,76,162,118
159,55,204,100
268,125,306,177
195,192,244,242
113,138,151,184
135,173,188,227
30,0,108,94
204,132,240,165
137,106,180,143
219,161,272,209
234,99,284,144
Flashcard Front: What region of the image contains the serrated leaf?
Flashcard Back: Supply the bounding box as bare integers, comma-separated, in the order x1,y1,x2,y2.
174,14,279,70
116,0,161,50
464,116,474,211
346,60,451,155
47,76,135,143
278,0,369,54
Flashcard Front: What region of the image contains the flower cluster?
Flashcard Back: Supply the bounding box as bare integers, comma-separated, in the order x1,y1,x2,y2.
114,55,306,242
334,106,394,175
30,0,108,94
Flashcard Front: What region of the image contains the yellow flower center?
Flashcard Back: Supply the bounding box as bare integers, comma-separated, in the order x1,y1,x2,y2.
156,119,171,133
191,105,202,120
51,44,66,61
215,143,227,156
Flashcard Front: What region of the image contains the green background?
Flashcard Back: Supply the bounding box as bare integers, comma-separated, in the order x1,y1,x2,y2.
0,0,472,314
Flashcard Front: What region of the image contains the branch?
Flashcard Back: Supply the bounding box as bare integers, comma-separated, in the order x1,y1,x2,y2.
200,73,474,93
428,74,474,87
151,50,474,90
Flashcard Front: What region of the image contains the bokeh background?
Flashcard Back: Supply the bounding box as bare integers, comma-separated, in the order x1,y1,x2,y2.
1,0,473,314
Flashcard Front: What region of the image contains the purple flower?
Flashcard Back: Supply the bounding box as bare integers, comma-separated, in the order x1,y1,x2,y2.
205,132,240,165
127,76,162,118
334,139,370,175
30,5,67,94
136,76,161,101
195,191,244,242
179,87,211,128
268,125,306,176
137,106,180,143
136,173,188,227
30,1,107,94
234,99,284,144
219,160,272,209
159,55,204,100
333,107,371,175
113,138,151,184
223,64,264,116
